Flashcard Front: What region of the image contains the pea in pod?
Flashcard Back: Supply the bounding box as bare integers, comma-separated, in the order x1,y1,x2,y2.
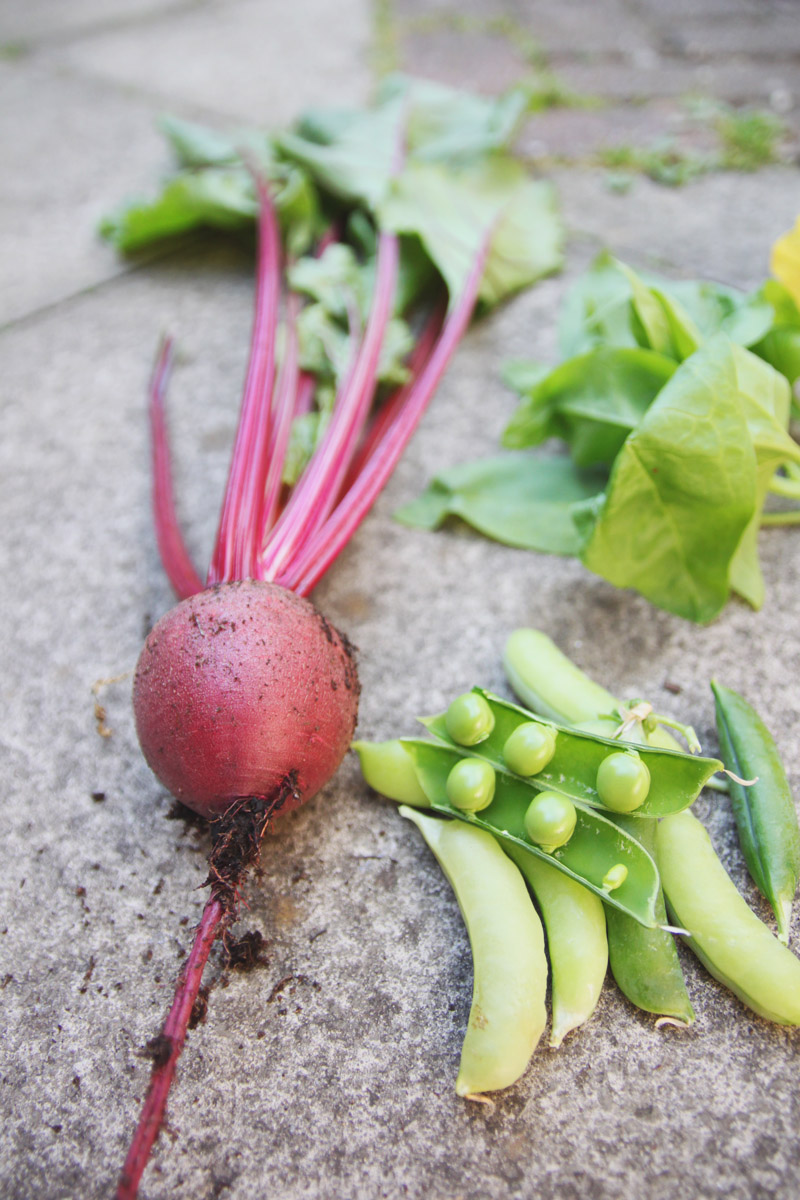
400,807,548,1096
657,811,800,1025
422,690,722,819
403,737,662,927
711,680,800,944
605,815,695,1026
504,843,608,1047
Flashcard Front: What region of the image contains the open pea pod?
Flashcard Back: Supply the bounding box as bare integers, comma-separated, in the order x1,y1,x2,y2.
402,738,661,927
422,689,721,817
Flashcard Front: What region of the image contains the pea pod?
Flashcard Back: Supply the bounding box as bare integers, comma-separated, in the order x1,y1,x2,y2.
711,681,800,943
403,738,662,927
422,690,722,819
400,807,548,1096
353,739,430,807
503,628,620,724
605,816,695,1025
504,843,608,1046
503,628,685,752
656,811,800,1025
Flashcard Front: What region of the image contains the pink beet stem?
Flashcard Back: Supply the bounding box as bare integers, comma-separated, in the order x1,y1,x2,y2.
278,238,489,597
208,176,281,585
116,894,224,1200
148,337,205,599
340,302,444,495
259,230,399,582
257,288,302,547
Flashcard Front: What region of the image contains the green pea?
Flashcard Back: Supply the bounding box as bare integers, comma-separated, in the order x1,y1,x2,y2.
401,807,547,1096
596,752,650,813
523,791,577,853
657,811,800,1025
602,863,629,891
503,722,557,776
445,692,495,746
446,758,496,813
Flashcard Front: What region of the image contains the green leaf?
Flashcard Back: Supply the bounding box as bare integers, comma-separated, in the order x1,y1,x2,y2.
558,250,637,357
726,344,797,607
296,303,352,382
378,74,527,162
577,337,798,623
395,454,606,555
503,346,676,467
381,158,562,310
617,261,702,360
295,299,413,390
277,93,407,209
289,243,367,320
99,167,258,251
481,175,563,309
157,114,239,167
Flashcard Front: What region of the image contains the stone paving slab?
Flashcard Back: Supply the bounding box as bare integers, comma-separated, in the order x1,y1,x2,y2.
49,0,371,126
0,58,172,327
0,0,189,46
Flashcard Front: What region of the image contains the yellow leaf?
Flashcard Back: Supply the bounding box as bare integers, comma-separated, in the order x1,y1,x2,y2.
771,217,800,307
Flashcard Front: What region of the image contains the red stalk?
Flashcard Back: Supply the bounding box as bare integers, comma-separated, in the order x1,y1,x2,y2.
257,289,302,546
208,178,281,585
259,231,399,582
148,338,204,599
116,895,224,1200
341,302,444,494
278,239,489,597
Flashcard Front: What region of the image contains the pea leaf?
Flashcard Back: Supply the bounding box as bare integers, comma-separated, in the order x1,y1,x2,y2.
502,346,676,467
395,454,606,555
726,343,799,606
576,337,798,622
560,252,776,362
558,250,637,357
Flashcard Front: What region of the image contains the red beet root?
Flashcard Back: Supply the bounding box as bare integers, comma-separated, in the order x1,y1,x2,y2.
116,163,485,1199
133,580,359,819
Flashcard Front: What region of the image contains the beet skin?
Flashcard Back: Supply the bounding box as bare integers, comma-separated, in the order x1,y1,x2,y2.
133,580,359,819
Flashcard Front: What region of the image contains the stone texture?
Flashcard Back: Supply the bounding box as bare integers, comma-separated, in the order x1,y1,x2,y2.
2,1,800,1199
550,56,799,105
0,0,189,46
397,28,529,95
0,59,172,326
515,100,721,161
48,0,372,125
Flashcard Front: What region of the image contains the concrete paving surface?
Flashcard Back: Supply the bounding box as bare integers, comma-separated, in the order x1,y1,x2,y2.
2,0,800,1197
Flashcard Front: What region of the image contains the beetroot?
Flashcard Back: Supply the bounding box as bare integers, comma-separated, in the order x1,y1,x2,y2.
114,161,489,1199
133,581,358,819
